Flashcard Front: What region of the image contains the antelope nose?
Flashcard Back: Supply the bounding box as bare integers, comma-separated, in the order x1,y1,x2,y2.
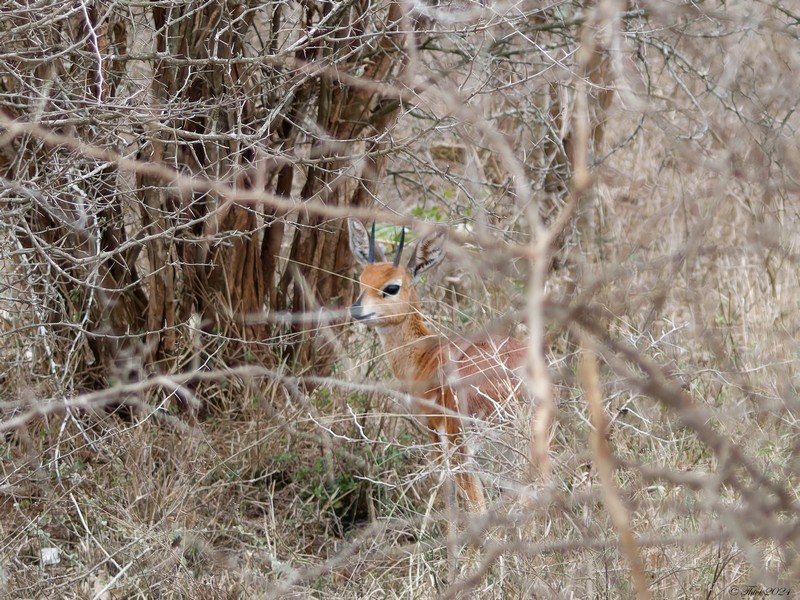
350,293,364,320
350,304,363,320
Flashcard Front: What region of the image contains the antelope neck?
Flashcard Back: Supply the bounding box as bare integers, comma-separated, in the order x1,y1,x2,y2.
375,311,436,382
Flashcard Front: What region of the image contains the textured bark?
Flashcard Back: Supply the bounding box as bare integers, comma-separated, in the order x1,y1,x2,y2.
285,0,407,367
0,0,414,382
0,8,150,382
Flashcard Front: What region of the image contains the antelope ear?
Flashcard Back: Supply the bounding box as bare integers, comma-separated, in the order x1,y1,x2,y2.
408,229,447,282
348,218,371,265
348,218,386,264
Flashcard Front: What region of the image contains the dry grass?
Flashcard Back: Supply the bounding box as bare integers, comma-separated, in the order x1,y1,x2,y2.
2,0,800,598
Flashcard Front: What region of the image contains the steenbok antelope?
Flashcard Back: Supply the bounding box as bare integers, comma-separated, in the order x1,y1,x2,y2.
348,218,528,509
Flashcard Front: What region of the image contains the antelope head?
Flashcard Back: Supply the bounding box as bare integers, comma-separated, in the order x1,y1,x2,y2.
348,218,446,330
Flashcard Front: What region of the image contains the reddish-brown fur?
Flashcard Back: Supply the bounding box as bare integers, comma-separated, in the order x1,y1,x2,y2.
349,219,528,509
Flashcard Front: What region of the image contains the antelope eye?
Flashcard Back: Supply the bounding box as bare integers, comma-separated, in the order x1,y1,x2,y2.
382,284,401,297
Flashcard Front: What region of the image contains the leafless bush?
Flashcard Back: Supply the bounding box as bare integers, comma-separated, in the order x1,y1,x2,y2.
1,0,799,597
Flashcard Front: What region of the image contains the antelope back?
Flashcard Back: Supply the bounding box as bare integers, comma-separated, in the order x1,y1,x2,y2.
396,332,527,437
446,334,528,419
